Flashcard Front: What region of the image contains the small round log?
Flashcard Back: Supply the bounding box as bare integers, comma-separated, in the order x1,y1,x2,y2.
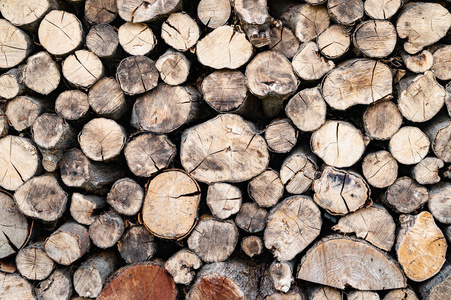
270,260,295,293
116,0,181,23
282,4,329,43
62,50,104,88
0,67,25,99
89,210,125,248
86,24,119,59
0,0,58,28
412,157,444,185
161,12,200,52
206,182,242,220
164,249,202,285
197,0,231,29
353,20,397,58
364,0,401,20
116,55,159,95
420,262,451,300
402,50,433,73
389,126,430,165
155,50,190,86
0,272,34,300
431,45,451,81
248,169,284,208
428,183,451,224
70,193,106,225
383,288,419,300
384,176,429,214
118,22,156,56
309,286,342,300
280,147,317,194
24,51,60,95
5,96,45,132
292,41,335,81
362,150,398,188
363,100,403,140
232,0,270,47
117,225,156,264
316,24,351,59
241,236,263,258
35,268,73,300
327,0,364,25
268,27,300,59
235,202,267,233
85,0,117,24
425,116,451,163
55,90,90,121
265,119,297,153
0,20,32,69
16,242,54,281
88,77,126,120
107,178,143,216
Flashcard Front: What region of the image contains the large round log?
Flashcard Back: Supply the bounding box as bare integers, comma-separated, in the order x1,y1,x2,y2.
86,24,119,59
364,0,401,20
55,90,90,121
316,24,350,59
353,20,396,58
248,169,284,208
0,272,34,300
0,0,58,28
0,20,32,69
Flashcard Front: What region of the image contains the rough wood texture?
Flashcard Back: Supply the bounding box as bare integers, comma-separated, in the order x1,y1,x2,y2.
269,260,294,293
364,0,401,20
86,24,119,59
16,242,54,280
197,0,230,29
206,182,242,219
24,51,60,95
384,176,429,214
280,147,317,195
383,288,419,300
0,67,25,99
268,27,300,59
235,202,267,233
282,4,329,43
348,291,380,300
362,150,398,188
328,0,364,25
419,262,451,300
85,0,117,24
55,90,90,121
117,55,159,95
88,77,126,120
70,193,106,225
161,12,200,52
248,169,284,208
0,19,32,68
0,272,35,300
402,50,433,73
428,183,451,224
309,286,342,300
363,101,402,140
396,212,447,282
107,178,143,216
118,22,156,56
6,96,45,132
35,268,73,300
412,157,444,185
0,109,7,138
389,126,430,165
297,235,407,290
316,24,350,59
155,50,190,86
292,41,334,81
265,119,297,153
241,236,263,258
431,45,451,81
425,116,451,163
164,249,202,285
353,20,396,58
62,50,104,88
0,0,58,28
116,0,181,23
117,225,155,264
232,0,270,47
89,210,125,248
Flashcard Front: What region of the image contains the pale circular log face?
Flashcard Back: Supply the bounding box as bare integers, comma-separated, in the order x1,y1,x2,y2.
0,0,50,26
0,20,30,68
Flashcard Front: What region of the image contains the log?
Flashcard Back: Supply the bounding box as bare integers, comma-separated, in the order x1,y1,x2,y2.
419,262,451,300
316,24,351,59
24,51,60,95
241,236,263,258
187,218,238,263
235,202,267,233
98,262,177,300
270,260,295,293
38,10,83,56
431,45,451,81
5,95,46,132
0,135,40,191
297,235,407,290
70,193,106,225
142,169,200,239
363,100,403,140
364,0,401,20
107,178,143,216
86,24,119,59
74,251,118,298
0,272,35,300
0,109,7,138
353,20,397,58
85,0,117,24
362,150,398,188
268,27,300,59
16,242,54,281
0,66,25,99
89,210,125,248
322,59,392,110
260,270,305,300
0,191,28,259
164,249,202,285
412,157,444,185
180,114,269,183
116,0,181,23
78,118,126,162
389,126,430,165
196,26,253,69
155,50,190,86
348,291,380,300
402,50,433,73
206,182,242,219
116,55,160,96
384,177,429,214
265,119,297,154
428,183,451,224
248,169,283,208
292,41,334,81
55,90,90,121
44,221,90,265
0,20,32,69
396,212,447,281
88,77,126,120
118,22,156,56
282,4,330,43
197,0,231,29
232,0,270,47
280,147,317,194
35,268,73,300
62,50,104,88
425,115,451,163
117,225,156,264
396,3,451,54
0,0,58,28
327,0,364,25
131,84,201,133
383,288,419,300
264,195,322,261
308,286,342,300
161,12,200,52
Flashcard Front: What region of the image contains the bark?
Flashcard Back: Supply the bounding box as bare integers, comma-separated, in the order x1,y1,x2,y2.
419,262,451,300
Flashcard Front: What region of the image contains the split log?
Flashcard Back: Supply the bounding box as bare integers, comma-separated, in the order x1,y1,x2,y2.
6,96,46,132
62,50,104,88
142,169,200,239
164,249,202,285
74,251,118,298
412,157,444,185
316,24,351,59
124,132,176,177
348,291,380,300
196,26,253,69
116,55,159,96
44,221,90,265
241,236,263,258
282,4,330,43
98,262,177,300
55,90,90,121
78,118,126,162
285,87,327,132
362,150,398,188
180,114,269,183
425,116,451,163
384,177,429,214
327,0,363,25
0,109,7,138
264,195,322,261
131,84,201,133
0,0,58,28
431,45,451,81
24,51,60,95
280,147,317,194
118,22,157,56
116,0,181,23
88,77,126,120
322,59,392,110
428,183,451,224
0,135,40,191
107,178,143,216
161,12,200,52
86,24,119,59
364,0,401,20
16,242,54,281
0,191,28,259
35,268,73,300
155,50,190,86
248,169,283,208
308,286,342,300
363,100,403,140
419,262,451,300
313,166,370,215
402,50,433,73
396,212,447,281
38,10,83,56
89,210,125,248
206,182,242,219
187,218,238,263
265,119,297,153
0,20,32,69
297,235,407,290
85,0,117,24
0,67,25,99
396,3,451,54
268,27,300,59
383,288,419,300
197,0,231,29
70,193,106,225
117,225,156,264
353,20,397,58
0,272,35,300
332,205,396,251
270,260,294,293
292,42,334,81
389,126,430,165
235,202,267,233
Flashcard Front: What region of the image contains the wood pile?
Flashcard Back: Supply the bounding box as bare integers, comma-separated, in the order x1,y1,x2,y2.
1,0,451,299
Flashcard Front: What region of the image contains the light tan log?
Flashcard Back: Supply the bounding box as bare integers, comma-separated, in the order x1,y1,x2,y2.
260,265,305,300
235,202,267,233
70,193,106,226
117,225,156,264
16,242,54,281
420,262,451,300
206,182,242,219
269,260,295,293
297,235,407,290
24,51,60,95
107,178,143,216
0,109,7,138
6,95,46,132
389,126,430,165
309,286,342,300
180,114,269,183
383,288,419,300
35,268,73,300
156,50,190,86
89,210,124,248
265,119,297,153
316,24,351,59
268,27,300,59
425,115,451,163
384,176,428,214
117,55,159,95
292,41,334,81
197,0,230,29
402,50,434,73
161,12,200,51
264,195,321,261
241,236,263,258
165,249,202,285
364,0,401,20
328,0,364,25
0,272,34,300
322,59,392,110
397,3,451,54
232,0,270,47
44,221,90,265
431,45,451,81
413,157,444,185
248,169,284,208
428,183,451,224
116,0,181,22
0,66,25,99
353,20,396,58
348,291,380,300
38,10,83,56
196,26,253,69
282,4,329,43
142,169,200,239
397,212,447,282
363,100,402,140
0,20,32,69
88,77,126,120
280,147,317,194
86,24,119,59
0,0,58,28
362,150,398,188
62,50,104,88
187,218,238,263
118,22,157,56
85,0,117,24
55,90,90,121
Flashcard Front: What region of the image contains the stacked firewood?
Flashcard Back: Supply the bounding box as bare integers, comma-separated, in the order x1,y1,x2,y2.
0,0,451,299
